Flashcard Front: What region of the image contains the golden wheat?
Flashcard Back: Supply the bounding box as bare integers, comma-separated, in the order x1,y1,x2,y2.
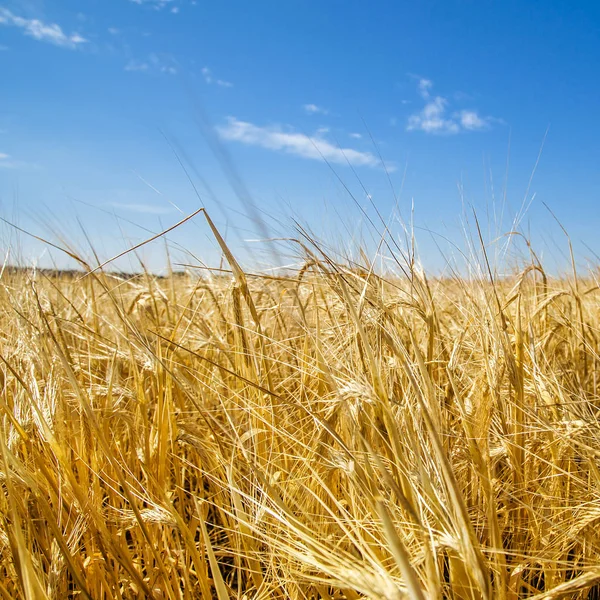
1,239,600,599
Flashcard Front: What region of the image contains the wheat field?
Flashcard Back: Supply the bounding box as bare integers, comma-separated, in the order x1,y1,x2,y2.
1,221,600,599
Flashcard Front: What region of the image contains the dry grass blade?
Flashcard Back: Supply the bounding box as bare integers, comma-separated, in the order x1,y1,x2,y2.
375,498,426,600
195,500,231,600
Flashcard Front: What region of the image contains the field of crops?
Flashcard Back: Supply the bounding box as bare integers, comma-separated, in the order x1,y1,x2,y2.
1,238,600,599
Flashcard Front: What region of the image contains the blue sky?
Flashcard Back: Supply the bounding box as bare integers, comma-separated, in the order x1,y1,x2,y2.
1,0,600,272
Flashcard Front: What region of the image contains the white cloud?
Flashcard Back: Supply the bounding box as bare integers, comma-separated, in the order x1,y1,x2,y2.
457,110,489,131
349,132,362,139
217,117,393,171
303,103,329,115
129,0,190,13
0,8,87,48
163,66,177,75
407,78,492,135
0,44,8,51
108,27,120,35
0,153,22,169
202,67,232,87
407,96,460,134
125,60,149,72
129,0,175,8
201,66,212,83
417,78,433,98
125,54,177,75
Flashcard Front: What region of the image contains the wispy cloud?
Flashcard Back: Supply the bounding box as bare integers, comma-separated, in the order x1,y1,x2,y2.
201,67,212,83
0,153,27,169
458,110,489,131
129,0,175,8
349,132,362,139
303,103,329,115
129,0,189,13
217,117,392,170
0,8,87,49
125,54,176,75
201,66,233,87
407,78,492,135
417,78,433,98
407,94,460,134
108,202,172,215
107,27,120,35
125,60,149,72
